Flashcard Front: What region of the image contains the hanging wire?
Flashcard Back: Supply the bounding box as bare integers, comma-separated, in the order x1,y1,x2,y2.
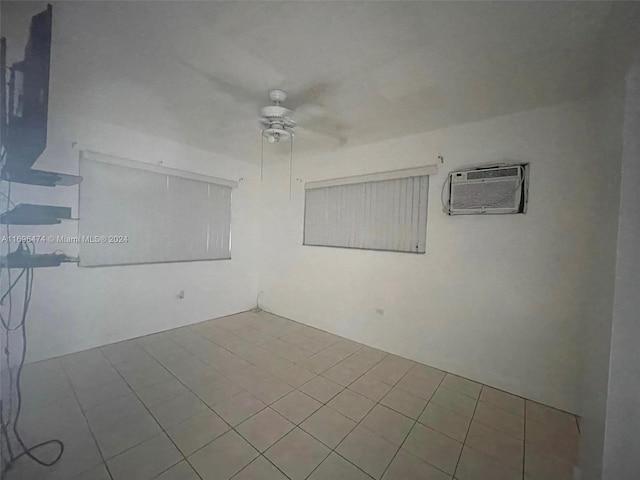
260,129,265,182
289,134,294,200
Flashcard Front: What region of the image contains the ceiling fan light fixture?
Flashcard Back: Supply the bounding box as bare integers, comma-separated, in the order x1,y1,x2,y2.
262,126,292,142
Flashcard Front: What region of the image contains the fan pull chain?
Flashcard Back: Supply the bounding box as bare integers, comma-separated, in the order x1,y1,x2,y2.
260,129,265,182
289,134,294,200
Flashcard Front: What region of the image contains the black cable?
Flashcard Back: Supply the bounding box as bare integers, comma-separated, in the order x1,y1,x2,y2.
0,268,26,312
8,267,64,468
1,178,15,453
0,245,64,470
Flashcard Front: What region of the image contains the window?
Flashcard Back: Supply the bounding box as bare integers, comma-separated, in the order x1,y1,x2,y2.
303,166,435,253
78,151,236,267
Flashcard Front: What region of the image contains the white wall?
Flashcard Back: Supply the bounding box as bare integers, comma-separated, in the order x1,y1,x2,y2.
575,5,640,478
0,3,262,363
260,98,620,413
1,119,262,364
602,50,640,480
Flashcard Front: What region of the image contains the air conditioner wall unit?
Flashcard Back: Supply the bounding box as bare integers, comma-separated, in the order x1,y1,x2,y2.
446,164,528,215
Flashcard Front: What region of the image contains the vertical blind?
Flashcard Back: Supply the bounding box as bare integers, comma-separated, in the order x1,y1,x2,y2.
304,173,430,253
78,152,235,267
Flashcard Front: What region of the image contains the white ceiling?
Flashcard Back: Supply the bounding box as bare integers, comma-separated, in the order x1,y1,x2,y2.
3,1,618,161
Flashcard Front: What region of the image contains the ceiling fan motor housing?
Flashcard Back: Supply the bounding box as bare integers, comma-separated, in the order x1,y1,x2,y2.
269,89,288,103
261,100,295,141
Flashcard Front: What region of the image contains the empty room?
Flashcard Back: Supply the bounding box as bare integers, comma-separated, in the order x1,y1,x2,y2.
0,1,638,480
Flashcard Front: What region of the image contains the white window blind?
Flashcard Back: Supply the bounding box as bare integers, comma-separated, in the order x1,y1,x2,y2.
304,167,433,253
78,151,235,267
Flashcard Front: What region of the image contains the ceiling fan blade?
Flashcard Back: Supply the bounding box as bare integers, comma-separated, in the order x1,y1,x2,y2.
288,82,334,110
177,59,263,105
298,118,349,145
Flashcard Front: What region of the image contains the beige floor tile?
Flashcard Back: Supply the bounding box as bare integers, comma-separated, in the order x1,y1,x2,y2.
190,377,243,407
474,401,524,439
235,344,280,366
267,361,317,388
107,433,182,480
155,461,200,480
65,364,123,392
74,378,133,411
300,405,357,448
338,353,380,374
109,349,160,375
232,456,289,480
349,374,393,402
5,429,103,480
407,364,446,384
265,428,331,480
271,390,323,424
236,408,295,452
430,387,477,418
245,376,294,405
202,351,251,375
136,377,190,408
269,339,312,364
282,333,327,354
19,360,74,405
93,410,162,459
189,430,258,480
525,443,576,480
396,374,440,400
322,363,362,386
360,404,415,446
141,337,191,362
149,390,208,429
525,417,579,464
7,313,582,480
526,401,578,435
336,425,398,479
73,463,112,480
213,390,267,426
353,346,387,363
465,420,523,470
418,402,471,442
383,354,416,371
304,328,340,346
308,452,372,480
332,338,364,355
479,386,524,416
327,389,376,422
439,374,481,399
161,355,220,388
229,366,274,388
120,363,174,391
300,375,344,403
166,409,230,456
301,350,344,373
403,423,462,475
382,448,452,480
455,446,522,480
380,387,428,420
84,394,147,431
367,358,412,386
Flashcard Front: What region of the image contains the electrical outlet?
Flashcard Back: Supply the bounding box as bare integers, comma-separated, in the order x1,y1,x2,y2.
177,290,185,299
375,308,384,315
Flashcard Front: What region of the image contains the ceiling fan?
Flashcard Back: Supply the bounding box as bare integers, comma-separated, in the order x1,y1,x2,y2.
259,89,296,144
178,60,349,144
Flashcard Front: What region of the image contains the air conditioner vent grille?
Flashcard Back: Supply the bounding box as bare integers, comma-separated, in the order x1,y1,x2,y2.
467,167,519,180
451,180,519,210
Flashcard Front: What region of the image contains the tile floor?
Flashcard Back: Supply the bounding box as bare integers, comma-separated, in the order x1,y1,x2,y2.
1,311,580,480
